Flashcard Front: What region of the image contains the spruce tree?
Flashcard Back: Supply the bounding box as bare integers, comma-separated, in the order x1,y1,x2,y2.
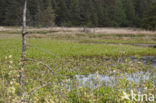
142,0,156,30
122,0,136,27
68,0,81,26
3,0,23,26
40,0,55,27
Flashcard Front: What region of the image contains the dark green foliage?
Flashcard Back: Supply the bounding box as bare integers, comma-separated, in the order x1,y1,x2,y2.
27,0,55,27
0,0,155,29
55,0,70,26
0,0,23,26
40,0,55,27
142,0,156,30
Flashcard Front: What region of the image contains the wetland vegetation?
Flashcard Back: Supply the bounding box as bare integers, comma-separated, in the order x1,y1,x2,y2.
0,27,155,102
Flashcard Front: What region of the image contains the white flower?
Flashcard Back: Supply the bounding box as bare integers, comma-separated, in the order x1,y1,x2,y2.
9,55,12,58
9,65,13,69
10,81,13,85
5,56,8,59
9,61,13,64
144,87,147,90
113,70,116,73
96,71,99,80
8,87,16,94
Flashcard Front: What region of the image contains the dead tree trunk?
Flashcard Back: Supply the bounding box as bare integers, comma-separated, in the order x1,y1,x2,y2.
19,0,27,85
22,0,27,57
19,0,54,88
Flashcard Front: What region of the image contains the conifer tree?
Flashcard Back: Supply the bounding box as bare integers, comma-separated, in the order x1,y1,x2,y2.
0,0,155,29
142,0,156,30
41,0,55,27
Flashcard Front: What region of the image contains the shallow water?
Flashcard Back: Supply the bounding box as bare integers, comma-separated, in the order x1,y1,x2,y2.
62,57,156,91
82,42,156,48
61,70,155,92
133,44,156,48
129,56,156,68
74,71,153,89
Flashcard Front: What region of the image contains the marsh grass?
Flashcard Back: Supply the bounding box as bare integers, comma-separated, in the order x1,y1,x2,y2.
0,54,155,102
0,38,156,60
0,27,156,102
0,27,156,44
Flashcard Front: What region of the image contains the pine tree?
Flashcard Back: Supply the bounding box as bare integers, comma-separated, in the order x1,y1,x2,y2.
68,0,81,26
40,0,55,27
142,0,156,30
0,0,154,29
122,0,136,27
34,0,43,26
55,0,69,26
111,0,126,27
3,0,23,26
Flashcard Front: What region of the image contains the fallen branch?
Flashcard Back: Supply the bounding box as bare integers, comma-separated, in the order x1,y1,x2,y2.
29,82,53,96
24,59,54,74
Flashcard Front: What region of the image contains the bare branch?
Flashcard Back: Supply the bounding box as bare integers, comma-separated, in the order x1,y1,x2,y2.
24,59,54,74
29,82,53,96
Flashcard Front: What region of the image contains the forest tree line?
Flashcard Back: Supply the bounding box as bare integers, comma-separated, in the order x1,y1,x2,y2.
0,0,155,30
